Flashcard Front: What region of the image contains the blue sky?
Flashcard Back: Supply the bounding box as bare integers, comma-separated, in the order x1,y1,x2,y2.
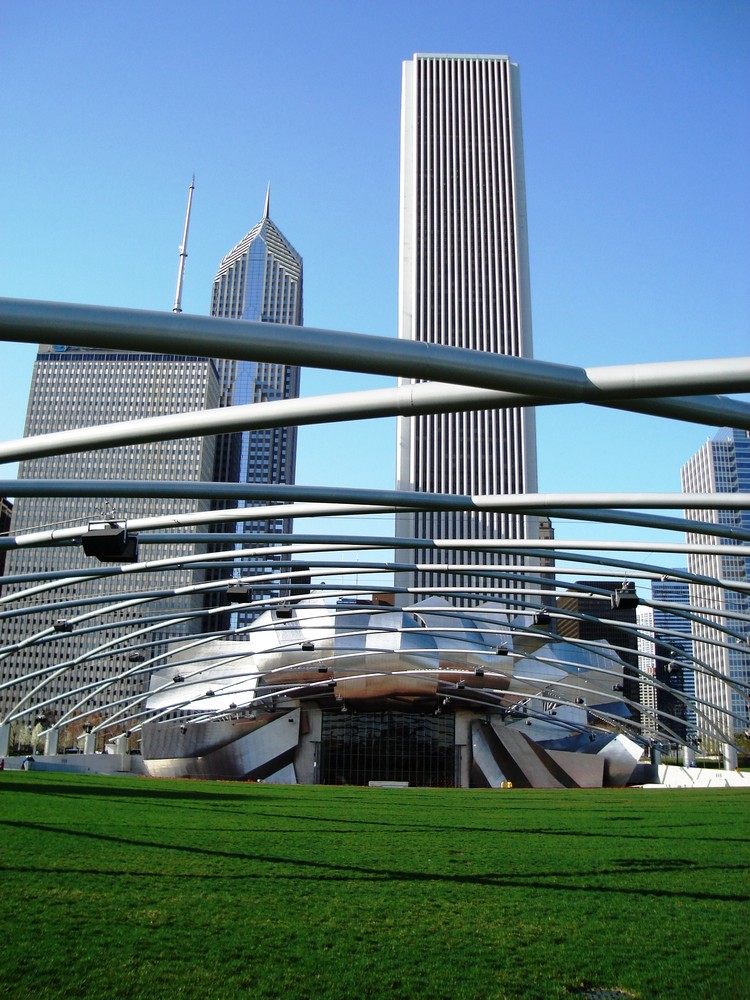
1,0,748,557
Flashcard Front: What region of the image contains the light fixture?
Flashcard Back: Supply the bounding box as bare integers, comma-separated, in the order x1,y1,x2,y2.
82,521,138,563
275,604,292,619
495,645,509,656
533,610,551,627
226,582,252,603
612,683,624,692
475,667,484,677
128,652,146,663
301,641,315,652
172,673,184,683
610,582,639,610
53,619,74,633
575,697,586,705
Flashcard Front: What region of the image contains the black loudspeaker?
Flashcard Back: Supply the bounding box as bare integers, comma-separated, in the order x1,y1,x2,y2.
82,523,139,563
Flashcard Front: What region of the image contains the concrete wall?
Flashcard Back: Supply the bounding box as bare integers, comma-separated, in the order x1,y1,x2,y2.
1,753,140,774
652,765,750,789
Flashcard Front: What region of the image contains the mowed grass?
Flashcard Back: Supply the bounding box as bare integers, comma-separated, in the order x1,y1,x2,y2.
1,773,748,1000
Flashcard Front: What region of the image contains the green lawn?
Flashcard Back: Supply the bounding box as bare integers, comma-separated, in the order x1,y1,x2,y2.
1,772,748,999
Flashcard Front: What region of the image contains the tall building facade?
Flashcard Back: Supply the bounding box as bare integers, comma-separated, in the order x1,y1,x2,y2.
637,581,696,745
0,346,219,720
395,54,539,600
206,194,304,628
650,578,696,739
0,498,12,583
210,192,303,536
556,581,641,714
681,429,750,748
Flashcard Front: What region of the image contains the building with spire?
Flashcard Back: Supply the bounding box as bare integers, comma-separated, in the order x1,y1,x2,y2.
205,192,304,626
0,177,222,729
395,54,539,601
209,190,303,535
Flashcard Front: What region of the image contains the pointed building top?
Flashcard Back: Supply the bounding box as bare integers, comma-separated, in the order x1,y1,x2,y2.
263,183,270,220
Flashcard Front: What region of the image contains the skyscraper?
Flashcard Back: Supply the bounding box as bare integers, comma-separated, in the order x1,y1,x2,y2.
650,578,696,739
210,190,303,536
207,193,303,624
556,581,641,713
638,580,696,745
395,54,538,600
0,497,11,581
681,429,750,748
0,346,219,721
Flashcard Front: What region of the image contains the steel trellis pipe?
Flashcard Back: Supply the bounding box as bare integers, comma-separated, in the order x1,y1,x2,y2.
1,297,749,399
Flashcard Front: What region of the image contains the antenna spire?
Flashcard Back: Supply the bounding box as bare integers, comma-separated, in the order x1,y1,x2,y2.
263,182,270,220
172,175,195,313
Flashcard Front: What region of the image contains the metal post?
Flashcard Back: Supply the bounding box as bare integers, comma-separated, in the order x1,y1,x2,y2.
722,742,738,771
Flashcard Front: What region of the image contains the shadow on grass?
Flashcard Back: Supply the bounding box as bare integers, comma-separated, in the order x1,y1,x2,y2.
252,811,750,843
6,780,750,844
2,818,749,904
1,778,255,803
6,780,750,848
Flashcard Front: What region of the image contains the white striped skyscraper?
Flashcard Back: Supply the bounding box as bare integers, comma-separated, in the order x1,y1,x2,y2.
681,429,750,748
395,54,539,600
